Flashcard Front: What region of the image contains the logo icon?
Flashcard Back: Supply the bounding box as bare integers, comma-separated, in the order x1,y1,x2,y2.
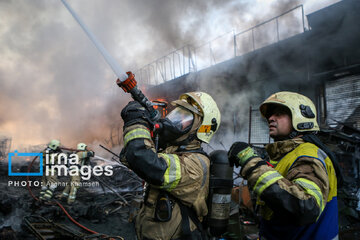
8,150,43,176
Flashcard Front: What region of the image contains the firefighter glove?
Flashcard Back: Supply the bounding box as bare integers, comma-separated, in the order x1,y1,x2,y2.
87,151,95,158
121,101,150,128
228,142,258,167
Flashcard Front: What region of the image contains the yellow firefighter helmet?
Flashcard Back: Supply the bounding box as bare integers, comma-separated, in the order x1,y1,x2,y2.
259,91,319,132
48,139,60,150
77,143,87,151
172,92,221,143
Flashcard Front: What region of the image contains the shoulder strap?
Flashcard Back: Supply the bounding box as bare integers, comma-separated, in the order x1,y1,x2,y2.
176,198,208,240
177,201,192,239
176,146,209,158
301,134,344,187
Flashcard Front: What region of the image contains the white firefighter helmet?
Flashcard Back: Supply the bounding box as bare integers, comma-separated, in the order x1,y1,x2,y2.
172,92,221,143
48,139,60,150
259,91,319,132
77,143,87,151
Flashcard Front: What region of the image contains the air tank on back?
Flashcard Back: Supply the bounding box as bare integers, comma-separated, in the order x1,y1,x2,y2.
208,150,234,237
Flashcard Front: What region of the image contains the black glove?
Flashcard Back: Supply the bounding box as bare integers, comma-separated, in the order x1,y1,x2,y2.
87,151,95,158
121,101,150,128
228,142,259,167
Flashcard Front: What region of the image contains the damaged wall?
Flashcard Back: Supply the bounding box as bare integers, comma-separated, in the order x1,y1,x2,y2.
147,0,360,150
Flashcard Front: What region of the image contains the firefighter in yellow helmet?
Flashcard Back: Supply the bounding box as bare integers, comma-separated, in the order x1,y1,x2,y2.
228,91,341,240
39,139,62,201
120,92,220,240
61,143,94,204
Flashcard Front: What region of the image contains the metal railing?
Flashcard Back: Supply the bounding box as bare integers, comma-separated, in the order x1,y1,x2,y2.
194,30,235,71
134,45,196,85
235,5,305,56
136,5,305,86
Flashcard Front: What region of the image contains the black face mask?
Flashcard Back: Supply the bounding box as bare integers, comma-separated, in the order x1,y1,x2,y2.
158,117,193,148
46,147,58,153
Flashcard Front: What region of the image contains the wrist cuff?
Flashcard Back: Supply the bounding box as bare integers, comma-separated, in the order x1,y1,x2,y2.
241,160,268,179
124,127,151,147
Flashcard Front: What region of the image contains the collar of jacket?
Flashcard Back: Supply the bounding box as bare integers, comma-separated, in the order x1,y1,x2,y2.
162,139,202,154
265,137,305,162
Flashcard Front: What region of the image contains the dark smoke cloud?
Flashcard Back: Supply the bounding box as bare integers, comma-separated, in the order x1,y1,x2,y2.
0,0,339,150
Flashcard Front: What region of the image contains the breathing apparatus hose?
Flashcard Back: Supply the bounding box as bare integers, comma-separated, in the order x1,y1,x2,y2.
26,153,124,240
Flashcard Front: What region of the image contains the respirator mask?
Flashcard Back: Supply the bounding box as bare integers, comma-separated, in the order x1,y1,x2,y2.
158,106,194,147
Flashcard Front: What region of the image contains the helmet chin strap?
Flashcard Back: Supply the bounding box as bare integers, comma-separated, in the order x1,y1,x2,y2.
273,130,299,141
288,130,300,139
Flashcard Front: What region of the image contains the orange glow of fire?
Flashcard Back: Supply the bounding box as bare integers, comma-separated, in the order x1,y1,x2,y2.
152,98,169,118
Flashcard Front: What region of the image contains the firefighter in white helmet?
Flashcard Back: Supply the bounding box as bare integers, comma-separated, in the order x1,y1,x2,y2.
228,91,341,240
61,143,94,204
120,92,220,240
39,139,62,201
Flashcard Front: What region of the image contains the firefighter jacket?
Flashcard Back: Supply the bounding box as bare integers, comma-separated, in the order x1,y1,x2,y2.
41,149,63,198
42,149,62,177
121,124,210,240
76,150,93,166
240,137,338,240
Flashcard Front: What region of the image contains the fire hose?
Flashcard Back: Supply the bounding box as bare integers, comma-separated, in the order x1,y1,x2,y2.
25,1,161,237
26,154,124,240
60,0,166,144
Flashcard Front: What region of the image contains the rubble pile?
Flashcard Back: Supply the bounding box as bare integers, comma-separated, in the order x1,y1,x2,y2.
316,123,360,239
0,158,141,240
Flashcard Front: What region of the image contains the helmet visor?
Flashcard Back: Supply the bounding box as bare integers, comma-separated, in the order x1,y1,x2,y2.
166,106,194,131
263,103,291,120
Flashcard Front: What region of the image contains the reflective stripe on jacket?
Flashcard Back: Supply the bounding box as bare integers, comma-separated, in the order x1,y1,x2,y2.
262,142,338,240
121,124,210,240
241,139,338,240
76,150,92,166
